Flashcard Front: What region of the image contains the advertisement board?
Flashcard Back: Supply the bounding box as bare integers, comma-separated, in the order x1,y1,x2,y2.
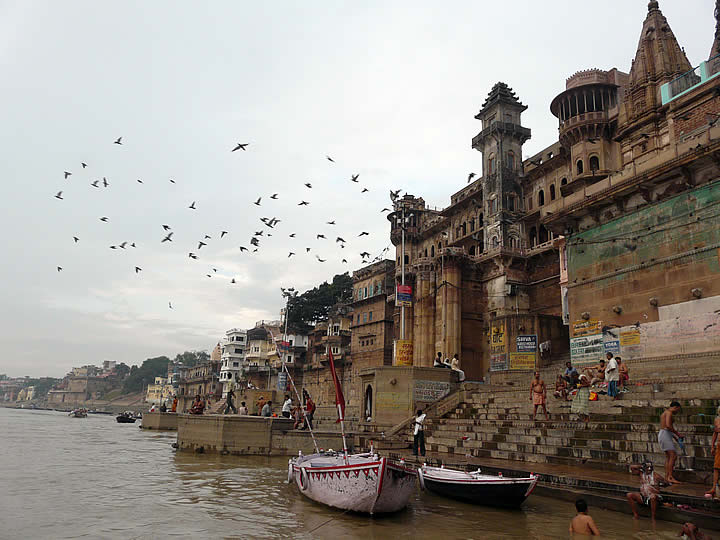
516,335,538,353
490,353,508,371
394,339,413,366
509,352,536,370
396,285,412,307
570,334,604,365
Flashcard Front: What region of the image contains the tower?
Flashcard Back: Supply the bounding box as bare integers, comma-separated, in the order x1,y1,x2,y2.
472,83,531,251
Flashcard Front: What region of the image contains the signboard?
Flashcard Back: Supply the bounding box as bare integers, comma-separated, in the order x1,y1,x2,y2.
414,380,451,402
490,353,508,371
604,340,620,355
570,334,604,365
516,335,538,353
572,319,602,338
277,371,288,391
509,352,536,370
620,329,641,346
396,284,412,307
491,323,506,355
393,339,413,366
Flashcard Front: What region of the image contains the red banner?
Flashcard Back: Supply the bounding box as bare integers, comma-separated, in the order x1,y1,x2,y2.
328,348,346,422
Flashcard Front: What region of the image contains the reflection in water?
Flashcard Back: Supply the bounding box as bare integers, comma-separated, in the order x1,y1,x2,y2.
1,408,684,539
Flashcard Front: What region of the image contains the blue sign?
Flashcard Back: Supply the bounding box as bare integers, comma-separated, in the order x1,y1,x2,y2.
516,335,538,353
604,340,620,355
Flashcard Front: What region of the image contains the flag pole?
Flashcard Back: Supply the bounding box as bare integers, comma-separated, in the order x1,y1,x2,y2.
338,403,348,464
283,362,319,454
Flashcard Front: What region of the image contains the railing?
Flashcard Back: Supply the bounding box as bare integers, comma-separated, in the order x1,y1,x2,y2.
661,54,720,105
559,110,609,130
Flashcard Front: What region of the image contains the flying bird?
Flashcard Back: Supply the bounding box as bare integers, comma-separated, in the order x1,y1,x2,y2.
252,248,258,252
198,241,207,249
103,177,109,187
119,242,127,249
221,231,228,238
231,278,236,284
270,193,279,199
110,245,117,249
113,137,123,145
289,233,296,238
169,302,173,309
239,246,248,252
316,256,326,262
358,231,369,236
317,234,326,239
137,179,143,184
162,225,171,231
306,247,311,252
254,231,264,236
327,220,336,225
188,253,198,259
361,188,369,193
350,174,359,182
298,201,309,206
64,171,72,179
390,189,401,200
189,201,196,210
73,236,79,243
169,178,175,184
131,243,136,248
57,266,62,272
326,155,335,163
254,197,262,206
342,258,347,263
206,274,212,278
204,235,211,239
91,180,99,188
288,252,295,258
81,163,87,169
304,183,312,188
135,267,142,273
336,237,346,243
467,172,476,183
100,217,109,222
54,191,64,200
381,208,390,212
212,268,217,273
232,143,249,152
360,251,370,258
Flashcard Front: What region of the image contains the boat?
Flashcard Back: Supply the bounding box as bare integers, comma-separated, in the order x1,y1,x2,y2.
418,465,538,508
69,409,87,418
116,412,136,424
289,450,417,514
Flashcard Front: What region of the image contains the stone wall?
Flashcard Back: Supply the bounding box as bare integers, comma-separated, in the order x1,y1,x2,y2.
141,411,178,430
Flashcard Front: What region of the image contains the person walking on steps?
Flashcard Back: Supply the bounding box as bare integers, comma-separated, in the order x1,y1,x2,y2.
659,401,684,484
412,409,426,457
530,371,549,421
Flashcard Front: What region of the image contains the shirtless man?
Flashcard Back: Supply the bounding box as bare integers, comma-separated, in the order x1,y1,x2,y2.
587,359,605,386
530,371,549,421
705,406,720,498
627,462,663,521
659,401,684,484
569,498,600,536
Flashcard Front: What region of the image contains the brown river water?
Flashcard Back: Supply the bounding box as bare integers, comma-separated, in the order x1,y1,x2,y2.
1,407,686,539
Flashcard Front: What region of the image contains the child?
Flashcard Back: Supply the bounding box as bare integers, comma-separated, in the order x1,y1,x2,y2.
569,498,600,536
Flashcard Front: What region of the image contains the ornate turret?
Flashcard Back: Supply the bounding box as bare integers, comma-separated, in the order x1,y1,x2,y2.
711,0,720,58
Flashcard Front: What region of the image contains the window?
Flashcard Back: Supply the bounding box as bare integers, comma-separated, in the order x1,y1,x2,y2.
590,155,600,172
489,198,498,214
550,184,556,201
233,362,239,368
404,255,409,264
462,222,467,236
470,219,475,232
561,177,568,186
488,154,496,174
234,348,243,354
357,314,361,323
332,346,339,355
369,311,373,321
492,236,499,248
538,190,545,206
528,197,533,210
530,226,537,247
363,313,368,323
333,324,340,335
506,195,515,211
469,245,476,255
577,159,584,175
430,245,435,257
424,247,428,257
361,340,365,346
364,286,367,298
507,151,515,171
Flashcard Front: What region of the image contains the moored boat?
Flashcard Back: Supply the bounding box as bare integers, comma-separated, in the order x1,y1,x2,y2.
69,409,87,418
289,451,417,514
116,412,136,424
418,465,538,508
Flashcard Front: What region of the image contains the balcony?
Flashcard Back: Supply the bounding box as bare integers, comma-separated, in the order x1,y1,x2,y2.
661,54,720,105
472,121,532,149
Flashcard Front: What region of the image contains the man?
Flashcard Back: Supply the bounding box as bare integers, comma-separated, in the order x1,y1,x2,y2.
281,395,293,418
618,357,629,390
659,401,683,484
605,356,619,399
433,352,448,368
706,406,720,498
450,353,466,382
680,522,712,539
261,400,273,417
563,361,579,388
256,395,266,416
569,498,600,536
237,401,248,415
412,409,426,457
189,395,205,415
148,403,156,413
159,402,167,413
627,462,663,521
303,391,316,429
224,388,238,414
171,396,178,413
530,371,549,421
587,359,605,386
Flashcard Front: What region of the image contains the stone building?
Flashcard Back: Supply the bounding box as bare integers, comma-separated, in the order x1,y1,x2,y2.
220,329,247,396
390,0,720,378
176,360,221,412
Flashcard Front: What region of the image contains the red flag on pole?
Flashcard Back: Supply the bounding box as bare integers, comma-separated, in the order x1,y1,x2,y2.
328,347,345,422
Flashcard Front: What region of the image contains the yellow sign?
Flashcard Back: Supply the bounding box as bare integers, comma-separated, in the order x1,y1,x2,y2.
509,352,536,370
572,319,602,337
394,340,413,366
620,329,641,346
491,323,506,354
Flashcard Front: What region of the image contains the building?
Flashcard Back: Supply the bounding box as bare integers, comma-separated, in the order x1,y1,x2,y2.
145,376,174,404
176,360,221,412
389,1,720,378
220,329,247,396
242,321,282,389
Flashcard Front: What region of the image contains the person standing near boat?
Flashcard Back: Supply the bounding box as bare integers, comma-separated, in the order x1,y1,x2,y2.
282,395,293,418
412,409,426,457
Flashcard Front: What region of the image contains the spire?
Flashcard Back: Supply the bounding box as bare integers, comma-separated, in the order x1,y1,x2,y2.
476,82,527,119
711,0,720,59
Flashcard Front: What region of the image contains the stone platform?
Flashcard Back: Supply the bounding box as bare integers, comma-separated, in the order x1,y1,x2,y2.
141,411,178,430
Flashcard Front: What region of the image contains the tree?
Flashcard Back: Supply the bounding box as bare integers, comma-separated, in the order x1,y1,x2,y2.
174,350,209,367
285,272,353,331
23,377,60,398
115,363,131,379
122,356,170,394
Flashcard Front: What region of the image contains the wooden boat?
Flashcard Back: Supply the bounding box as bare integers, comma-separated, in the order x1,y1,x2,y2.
69,409,87,418
418,465,538,508
116,412,136,424
289,451,416,514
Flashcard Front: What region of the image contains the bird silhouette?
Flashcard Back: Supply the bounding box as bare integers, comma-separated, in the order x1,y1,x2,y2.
298,201,309,206
212,268,217,273
254,197,262,206
350,174,359,182
358,231,369,236
73,237,79,243
135,267,142,273
91,180,99,188
360,251,370,258
110,245,117,249
188,253,198,259
250,237,260,246
198,241,207,249
231,278,236,284
304,183,312,189
306,247,311,252
57,266,63,272
317,234,326,239
169,178,175,184
289,233,296,238
81,163,87,168
206,274,212,278
326,155,335,163
131,242,136,248
64,171,72,179
316,256,326,262
254,231,264,236
361,188,369,193
252,248,258,252
221,231,228,238
113,137,123,145
288,252,295,258
336,237,346,243
327,220,336,225
232,143,249,152
239,246,248,252
270,193,279,199
342,258,347,263
100,217,109,222
169,302,173,309
119,242,127,249
103,177,109,187
204,235,211,239
137,179,143,184
189,201,196,210
54,191,64,200
390,189,401,198
381,208,390,212
467,172,476,183
162,224,171,231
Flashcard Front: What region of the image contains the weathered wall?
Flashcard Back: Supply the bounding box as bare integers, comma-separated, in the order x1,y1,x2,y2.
141,412,178,430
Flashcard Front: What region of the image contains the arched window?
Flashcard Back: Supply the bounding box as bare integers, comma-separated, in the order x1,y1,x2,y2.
550,184,556,201
404,255,409,264
538,189,545,206
561,177,568,186
577,159,584,175
507,151,515,171
430,245,435,257
424,247,428,257
488,153,496,174
590,155,600,172
539,225,549,244
530,226,537,247
364,385,373,419
492,236,499,248
462,222,467,236
469,245,476,256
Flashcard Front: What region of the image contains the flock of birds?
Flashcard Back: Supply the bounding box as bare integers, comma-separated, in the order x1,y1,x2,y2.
53,138,405,308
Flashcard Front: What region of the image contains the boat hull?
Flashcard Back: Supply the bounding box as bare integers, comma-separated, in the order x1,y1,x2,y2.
421,468,537,508
292,456,416,514
116,416,136,423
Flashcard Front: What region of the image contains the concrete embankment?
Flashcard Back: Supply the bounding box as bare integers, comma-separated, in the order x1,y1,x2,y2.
176,414,345,456
141,412,178,430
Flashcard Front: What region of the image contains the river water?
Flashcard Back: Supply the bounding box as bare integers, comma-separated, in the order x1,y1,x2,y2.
1,408,687,539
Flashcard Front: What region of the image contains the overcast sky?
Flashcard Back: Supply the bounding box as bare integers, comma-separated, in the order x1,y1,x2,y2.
0,0,714,377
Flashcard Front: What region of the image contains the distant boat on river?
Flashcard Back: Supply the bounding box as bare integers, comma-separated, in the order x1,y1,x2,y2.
69,409,87,418
116,412,137,424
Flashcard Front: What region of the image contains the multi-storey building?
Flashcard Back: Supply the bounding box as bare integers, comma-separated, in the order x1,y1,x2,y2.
220,328,247,396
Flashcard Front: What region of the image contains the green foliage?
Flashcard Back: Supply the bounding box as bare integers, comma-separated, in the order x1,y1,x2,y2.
122,356,170,394
23,377,59,397
286,272,353,331
115,362,131,378
174,350,209,367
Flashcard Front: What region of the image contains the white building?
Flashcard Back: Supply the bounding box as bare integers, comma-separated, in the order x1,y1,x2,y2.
220,328,247,395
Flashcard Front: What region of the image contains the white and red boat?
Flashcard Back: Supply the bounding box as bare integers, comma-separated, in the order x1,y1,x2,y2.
418,465,538,508
289,450,417,514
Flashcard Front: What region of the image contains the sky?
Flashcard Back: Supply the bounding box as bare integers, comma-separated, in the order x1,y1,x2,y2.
0,0,715,377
